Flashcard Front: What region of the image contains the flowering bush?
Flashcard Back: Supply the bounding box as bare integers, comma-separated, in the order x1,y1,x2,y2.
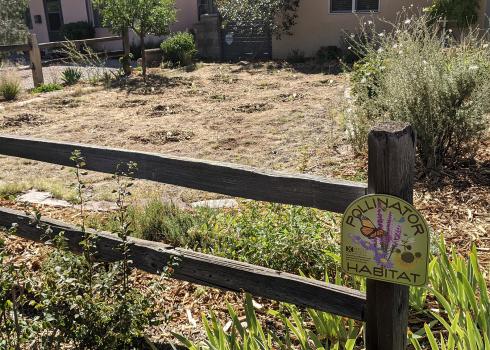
347,13,490,171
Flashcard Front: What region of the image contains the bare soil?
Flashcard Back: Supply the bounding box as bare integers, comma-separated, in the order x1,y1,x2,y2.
0,62,488,346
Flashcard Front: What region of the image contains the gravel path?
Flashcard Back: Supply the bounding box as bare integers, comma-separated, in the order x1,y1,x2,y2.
9,59,121,89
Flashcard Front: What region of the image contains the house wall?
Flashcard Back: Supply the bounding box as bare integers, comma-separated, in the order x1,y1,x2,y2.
28,0,50,43
272,0,431,58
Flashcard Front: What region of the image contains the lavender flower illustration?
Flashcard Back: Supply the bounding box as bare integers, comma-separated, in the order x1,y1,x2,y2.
351,202,403,268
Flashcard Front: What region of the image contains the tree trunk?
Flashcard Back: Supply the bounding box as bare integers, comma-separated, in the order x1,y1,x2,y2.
140,32,146,77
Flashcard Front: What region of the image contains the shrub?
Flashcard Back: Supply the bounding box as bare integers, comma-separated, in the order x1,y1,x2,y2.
61,67,82,85
347,14,490,170
160,32,197,66
0,74,21,101
188,201,340,279
316,46,342,62
32,83,62,94
126,197,211,244
287,49,306,63
60,21,95,40
424,0,479,28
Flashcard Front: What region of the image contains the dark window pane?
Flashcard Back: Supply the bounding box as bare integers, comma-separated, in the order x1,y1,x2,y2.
356,0,378,11
331,0,352,12
48,13,62,30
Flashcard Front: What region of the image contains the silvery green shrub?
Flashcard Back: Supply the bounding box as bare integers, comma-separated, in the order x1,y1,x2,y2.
347,13,490,171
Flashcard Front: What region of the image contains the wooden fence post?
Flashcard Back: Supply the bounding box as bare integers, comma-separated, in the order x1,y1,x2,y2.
28,34,43,87
365,122,416,350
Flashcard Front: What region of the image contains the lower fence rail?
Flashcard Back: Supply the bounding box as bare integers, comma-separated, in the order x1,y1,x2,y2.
0,206,366,321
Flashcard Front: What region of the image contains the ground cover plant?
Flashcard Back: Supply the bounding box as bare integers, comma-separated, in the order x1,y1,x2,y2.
31,83,63,94
347,13,490,171
0,72,21,101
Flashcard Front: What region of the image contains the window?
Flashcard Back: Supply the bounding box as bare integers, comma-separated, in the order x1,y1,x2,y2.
330,0,379,13
331,0,352,12
356,0,379,12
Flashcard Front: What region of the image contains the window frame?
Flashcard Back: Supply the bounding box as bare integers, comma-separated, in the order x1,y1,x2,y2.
329,0,380,14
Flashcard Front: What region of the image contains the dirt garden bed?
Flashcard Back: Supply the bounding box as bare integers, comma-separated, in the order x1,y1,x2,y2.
0,62,488,346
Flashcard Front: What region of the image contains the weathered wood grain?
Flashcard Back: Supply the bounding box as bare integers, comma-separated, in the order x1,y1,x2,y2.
38,36,122,49
0,206,366,321
365,122,416,350
0,135,367,213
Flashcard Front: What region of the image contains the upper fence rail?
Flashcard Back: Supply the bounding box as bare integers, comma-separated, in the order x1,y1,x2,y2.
0,135,367,213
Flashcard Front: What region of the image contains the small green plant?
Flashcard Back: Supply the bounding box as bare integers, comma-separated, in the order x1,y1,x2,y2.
61,67,82,85
31,83,62,94
161,32,197,66
0,74,21,101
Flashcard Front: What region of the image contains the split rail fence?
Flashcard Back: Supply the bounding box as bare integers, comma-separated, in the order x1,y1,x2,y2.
0,33,128,87
0,122,416,350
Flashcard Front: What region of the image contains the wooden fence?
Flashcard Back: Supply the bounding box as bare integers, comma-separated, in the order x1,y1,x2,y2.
0,33,127,87
0,122,416,349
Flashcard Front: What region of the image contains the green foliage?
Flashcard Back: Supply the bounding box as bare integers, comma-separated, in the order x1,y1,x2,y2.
190,202,339,279
347,14,490,170
175,293,359,350
0,226,41,349
215,0,300,38
61,67,83,85
160,32,197,66
0,0,28,45
92,0,176,75
96,200,339,279
177,237,489,349
0,74,21,101
409,239,489,349
126,197,210,244
60,21,95,40
425,0,480,28
32,83,63,94
316,46,342,63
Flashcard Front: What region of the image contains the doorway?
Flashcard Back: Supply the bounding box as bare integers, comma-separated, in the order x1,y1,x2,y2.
44,0,64,41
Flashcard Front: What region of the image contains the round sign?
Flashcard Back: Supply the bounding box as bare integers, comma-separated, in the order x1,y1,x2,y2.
341,194,430,286
225,32,234,45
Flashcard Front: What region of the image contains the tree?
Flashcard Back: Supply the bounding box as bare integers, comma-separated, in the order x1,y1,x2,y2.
0,0,29,45
215,0,300,38
93,0,176,76
425,0,480,28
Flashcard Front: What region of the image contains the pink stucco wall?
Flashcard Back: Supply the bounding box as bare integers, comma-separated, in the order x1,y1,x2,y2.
28,0,49,43
28,0,198,45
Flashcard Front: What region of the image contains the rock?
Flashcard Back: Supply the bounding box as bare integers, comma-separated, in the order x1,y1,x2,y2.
17,189,71,207
83,201,119,212
190,199,238,209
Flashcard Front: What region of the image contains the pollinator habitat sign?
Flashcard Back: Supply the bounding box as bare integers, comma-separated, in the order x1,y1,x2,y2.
341,194,429,287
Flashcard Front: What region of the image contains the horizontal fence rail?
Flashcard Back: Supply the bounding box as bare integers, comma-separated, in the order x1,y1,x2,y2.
37,36,122,50
0,135,367,213
0,206,366,321
0,44,31,53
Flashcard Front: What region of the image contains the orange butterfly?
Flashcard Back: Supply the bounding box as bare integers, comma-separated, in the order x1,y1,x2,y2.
358,215,386,239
